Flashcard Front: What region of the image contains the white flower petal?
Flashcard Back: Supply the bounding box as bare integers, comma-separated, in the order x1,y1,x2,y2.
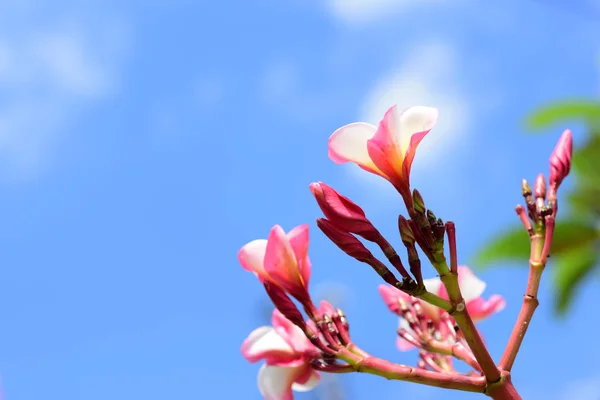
249,328,293,355
239,239,268,273
291,369,320,392
328,122,379,170
258,364,303,400
458,268,486,302
423,276,443,295
397,106,439,154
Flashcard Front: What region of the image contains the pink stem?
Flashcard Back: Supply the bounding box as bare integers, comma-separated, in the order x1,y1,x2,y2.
515,205,533,236
485,374,522,400
499,234,544,371
354,355,486,392
445,222,458,274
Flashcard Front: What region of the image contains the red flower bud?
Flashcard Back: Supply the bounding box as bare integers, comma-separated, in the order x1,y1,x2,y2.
549,129,573,188
310,182,380,241
316,218,373,261
263,282,307,330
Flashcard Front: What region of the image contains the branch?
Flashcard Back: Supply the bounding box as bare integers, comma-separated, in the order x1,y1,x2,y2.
499,230,547,371
351,354,486,392
435,255,501,383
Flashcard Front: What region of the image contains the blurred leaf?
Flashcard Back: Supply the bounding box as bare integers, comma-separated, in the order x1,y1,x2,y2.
567,187,600,218
474,221,599,268
553,243,599,315
525,99,600,131
474,227,530,267
571,135,600,186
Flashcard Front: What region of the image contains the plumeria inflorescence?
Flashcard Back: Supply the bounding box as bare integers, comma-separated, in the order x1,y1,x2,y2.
238,104,573,400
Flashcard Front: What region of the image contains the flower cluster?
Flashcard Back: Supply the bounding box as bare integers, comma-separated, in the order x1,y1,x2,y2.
237,104,573,400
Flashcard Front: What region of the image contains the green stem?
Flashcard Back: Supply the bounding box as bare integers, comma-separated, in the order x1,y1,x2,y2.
418,291,453,312
435,253,501,383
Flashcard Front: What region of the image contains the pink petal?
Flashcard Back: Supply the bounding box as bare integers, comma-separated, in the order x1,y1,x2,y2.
319,300,336,316
468,295,506,322
258,364,307,400
287,224,311,287
264,225,304,293
378,284,409,314
241,326,295,364
396,318,416,352
457,266,486,302
271,310,317,356
328,122,386,177
238,239,269,281
292,368,320,392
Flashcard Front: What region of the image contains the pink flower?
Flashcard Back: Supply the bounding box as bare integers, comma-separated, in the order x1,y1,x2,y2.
241,309,321,400
238,224,312,305
328,105,438,200
379,266,505,351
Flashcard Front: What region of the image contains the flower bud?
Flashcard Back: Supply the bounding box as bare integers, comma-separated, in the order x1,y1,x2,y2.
412,189,426,214
398,215,415,245
426,209,437,226
263,282,307,330
549,129,573,188
316,218,373,261
310,182,380,241
534,173,547,199
521,179,532,197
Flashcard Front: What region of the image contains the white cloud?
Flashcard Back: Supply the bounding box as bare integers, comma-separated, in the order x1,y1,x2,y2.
359,41,469,170
0,6,131,178
328,0,445,24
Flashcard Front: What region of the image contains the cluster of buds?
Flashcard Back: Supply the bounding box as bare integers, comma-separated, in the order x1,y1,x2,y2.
238,104,573,400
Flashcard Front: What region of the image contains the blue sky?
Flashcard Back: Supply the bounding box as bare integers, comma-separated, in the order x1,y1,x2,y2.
0,1,599,399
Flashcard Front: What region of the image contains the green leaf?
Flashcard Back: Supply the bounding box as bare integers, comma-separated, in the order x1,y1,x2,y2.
525,99,600,131
473,226,530,268
572,135,600,186
567,187,600,218
553,243,599,315
474,220,599,268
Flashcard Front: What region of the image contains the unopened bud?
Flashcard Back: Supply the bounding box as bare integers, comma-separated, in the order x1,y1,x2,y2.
398,215,415,245
316,218,372,261
319,300,337,317
426,209,437,226
310,182,380,241
549,129,573,188
521,179,532,197
534,173,546,199
432,218,446,243
263,282,307,330
412,189,426,214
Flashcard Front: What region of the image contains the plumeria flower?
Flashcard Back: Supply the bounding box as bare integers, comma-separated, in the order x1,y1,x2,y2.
241,309,321,400
328,105,438,201
379,266,505,351
238,224,312,305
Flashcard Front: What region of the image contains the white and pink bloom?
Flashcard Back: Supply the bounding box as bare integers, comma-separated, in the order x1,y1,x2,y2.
238,224,312,305
241,309,321,400
379,266,505,351
328,105,438,201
